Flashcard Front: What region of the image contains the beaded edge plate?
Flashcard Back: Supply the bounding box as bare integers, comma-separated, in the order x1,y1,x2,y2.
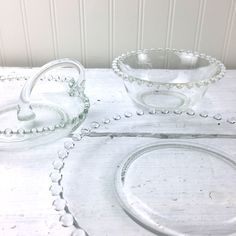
49,109,236,236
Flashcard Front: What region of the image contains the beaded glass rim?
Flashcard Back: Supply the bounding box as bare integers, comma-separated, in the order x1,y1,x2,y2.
112,48,226,89
0,73,90,138
49,108,236,235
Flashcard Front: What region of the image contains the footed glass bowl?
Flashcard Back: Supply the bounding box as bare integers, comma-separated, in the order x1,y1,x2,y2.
112,49,225,110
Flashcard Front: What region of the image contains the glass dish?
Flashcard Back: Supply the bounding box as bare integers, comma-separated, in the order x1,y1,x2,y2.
50,109,236,236
116,141,236,236
0,59,89,150
112,49,225,110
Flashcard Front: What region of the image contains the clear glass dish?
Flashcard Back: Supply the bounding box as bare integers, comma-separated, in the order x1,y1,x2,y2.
112,49,225,110
51,109,236,236
0,59,89,150
116,141,236,236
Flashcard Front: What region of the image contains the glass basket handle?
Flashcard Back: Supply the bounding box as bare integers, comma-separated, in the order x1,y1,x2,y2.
17,58,85,121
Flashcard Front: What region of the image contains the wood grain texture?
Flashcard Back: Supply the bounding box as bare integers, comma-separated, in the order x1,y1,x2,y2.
198,0,232,59
53,0,83,61
142,0,169,49
0,0,28,66
0,0,235,68
113,0,139,58
224,0,236,68
23,0,55,66
84,0,110,67
171,0,200,49
0,68,235,235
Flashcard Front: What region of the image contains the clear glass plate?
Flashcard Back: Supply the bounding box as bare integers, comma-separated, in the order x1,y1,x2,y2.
55,110,236,236
116,141,236,236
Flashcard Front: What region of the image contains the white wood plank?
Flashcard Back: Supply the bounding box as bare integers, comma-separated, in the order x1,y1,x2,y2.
198,0,232,59
224,0,236,69
49,0,59,59
0,0,28,66
113,0,139,58
171,0,200,50
24,0,55,66
79,0,87,67
53,0,83,63
20,0,33,67
0,1,235,68
109,0,114,64
142,0,169,49
0,32,5,66
165,0,175,48
0,68,235,235
84,0,110,67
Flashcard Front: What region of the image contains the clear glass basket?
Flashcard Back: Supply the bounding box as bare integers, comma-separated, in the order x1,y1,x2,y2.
0,59,89,150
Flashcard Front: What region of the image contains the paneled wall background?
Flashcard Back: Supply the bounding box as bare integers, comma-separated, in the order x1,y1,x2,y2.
0,0,236,68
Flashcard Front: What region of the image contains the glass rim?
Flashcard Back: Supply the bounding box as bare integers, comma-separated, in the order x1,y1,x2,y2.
112,48,226,89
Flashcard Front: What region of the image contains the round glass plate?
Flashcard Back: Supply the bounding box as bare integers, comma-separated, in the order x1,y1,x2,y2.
50,110,236,236
115,141,236,236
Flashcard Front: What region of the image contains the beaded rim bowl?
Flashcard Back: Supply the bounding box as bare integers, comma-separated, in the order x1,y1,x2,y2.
112,48,226,89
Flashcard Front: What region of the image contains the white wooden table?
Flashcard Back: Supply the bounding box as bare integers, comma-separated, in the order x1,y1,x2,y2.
0,69,235,236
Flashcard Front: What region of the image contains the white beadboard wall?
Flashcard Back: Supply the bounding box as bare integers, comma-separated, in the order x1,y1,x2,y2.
0,0,235,68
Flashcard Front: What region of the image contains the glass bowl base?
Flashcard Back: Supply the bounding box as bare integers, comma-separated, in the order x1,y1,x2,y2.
135,90,190,110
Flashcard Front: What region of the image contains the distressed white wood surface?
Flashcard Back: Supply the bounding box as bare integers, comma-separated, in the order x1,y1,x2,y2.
0,68,236,236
